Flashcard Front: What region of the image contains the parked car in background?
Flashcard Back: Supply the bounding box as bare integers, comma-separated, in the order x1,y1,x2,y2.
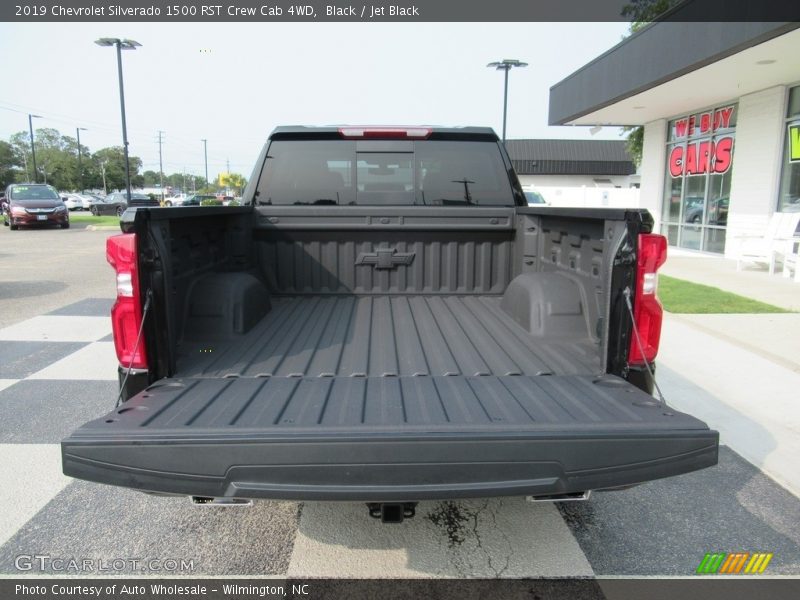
3,183,69,230
128,191,160,208
684,197,728,226
80,194,106,211
97,191,160,212
163,194,187,206
61,193,87,211
181,194,219,206
92,192,151,216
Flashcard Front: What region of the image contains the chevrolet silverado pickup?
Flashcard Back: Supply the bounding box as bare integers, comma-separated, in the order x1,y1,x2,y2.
62,126,718,521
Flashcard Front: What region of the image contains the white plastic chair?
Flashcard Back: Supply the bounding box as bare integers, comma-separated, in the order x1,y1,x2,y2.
735,212,800,273
779,238,800,283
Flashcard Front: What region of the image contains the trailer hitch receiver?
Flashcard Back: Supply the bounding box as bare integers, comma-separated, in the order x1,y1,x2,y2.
367,502,417,523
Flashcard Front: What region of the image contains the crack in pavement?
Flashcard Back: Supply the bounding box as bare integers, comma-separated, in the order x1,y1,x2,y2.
426,499,514,577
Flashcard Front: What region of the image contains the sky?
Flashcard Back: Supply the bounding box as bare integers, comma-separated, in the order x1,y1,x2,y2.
0,22,630,180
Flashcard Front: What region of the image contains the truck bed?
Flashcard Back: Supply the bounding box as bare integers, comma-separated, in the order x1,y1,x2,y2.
62,195,719,501
65,296,716,501
175,295,600,379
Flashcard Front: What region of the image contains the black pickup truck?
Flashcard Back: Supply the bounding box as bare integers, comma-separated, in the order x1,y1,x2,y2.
62,126,718,521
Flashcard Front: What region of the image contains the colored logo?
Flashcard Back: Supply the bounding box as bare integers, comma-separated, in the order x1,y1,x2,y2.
696,552,773,574
789,124,800,163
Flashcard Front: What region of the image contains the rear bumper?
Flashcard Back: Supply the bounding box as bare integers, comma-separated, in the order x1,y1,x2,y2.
62,429,719,501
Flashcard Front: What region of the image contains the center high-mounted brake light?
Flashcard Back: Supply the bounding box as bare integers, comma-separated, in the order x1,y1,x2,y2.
628,233,667,366
338,127,432,139
107,233,148,369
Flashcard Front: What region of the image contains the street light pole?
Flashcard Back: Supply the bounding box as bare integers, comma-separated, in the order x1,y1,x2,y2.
76,127,88,191
95,37,141,199
28,114,42,182
201,139,208,190
487,59,528,143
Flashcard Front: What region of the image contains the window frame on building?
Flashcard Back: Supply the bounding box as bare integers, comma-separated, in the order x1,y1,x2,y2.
777,83,800,214
660,101,737,254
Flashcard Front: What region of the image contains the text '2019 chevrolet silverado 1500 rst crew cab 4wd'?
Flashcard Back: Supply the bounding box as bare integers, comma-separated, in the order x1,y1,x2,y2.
62,126,718,522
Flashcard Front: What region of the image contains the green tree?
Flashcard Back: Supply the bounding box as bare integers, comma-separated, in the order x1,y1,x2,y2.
621,0,679,31
8,128,89,190
92,147,143,193
9,131,35,182
0,141,20,190
218,172,246,196
142,170,160,186
33,128,75,189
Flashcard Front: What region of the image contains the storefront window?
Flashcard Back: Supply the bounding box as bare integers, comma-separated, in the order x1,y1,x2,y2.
778,86,800,212
660,103,736,253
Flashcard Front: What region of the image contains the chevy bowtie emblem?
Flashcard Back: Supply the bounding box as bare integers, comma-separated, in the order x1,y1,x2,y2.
355,248,415,269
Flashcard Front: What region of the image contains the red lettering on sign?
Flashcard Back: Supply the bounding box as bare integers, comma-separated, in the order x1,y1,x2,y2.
669,146,683,177
688,115,696,136
713,137,733,173
719,107,733,129
669,138,733,177
700,113,711,133
697,140,711,174
675,119,688,138
685,143,698,175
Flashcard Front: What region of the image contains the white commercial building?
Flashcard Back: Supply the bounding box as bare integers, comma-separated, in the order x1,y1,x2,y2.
549,21,800,257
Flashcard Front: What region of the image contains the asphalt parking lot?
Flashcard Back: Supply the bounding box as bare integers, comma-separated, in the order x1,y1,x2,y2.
1,225,799,578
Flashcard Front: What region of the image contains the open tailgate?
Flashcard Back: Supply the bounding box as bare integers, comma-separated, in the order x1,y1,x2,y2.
62,374,718,500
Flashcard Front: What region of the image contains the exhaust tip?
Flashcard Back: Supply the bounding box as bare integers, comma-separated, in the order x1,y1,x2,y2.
191,496,253,507
527,491,591,502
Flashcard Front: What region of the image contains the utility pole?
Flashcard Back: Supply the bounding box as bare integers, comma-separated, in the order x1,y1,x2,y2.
201,139,208,191
226,158,231,195
100,160,108,195
76,127,88,191
157,130,165,201
28,114,42,182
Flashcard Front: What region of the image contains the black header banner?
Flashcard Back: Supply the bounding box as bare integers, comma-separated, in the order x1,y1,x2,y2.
2,0,799,22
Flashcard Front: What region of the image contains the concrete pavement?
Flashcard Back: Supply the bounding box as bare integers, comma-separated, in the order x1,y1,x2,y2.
657,249,800,496
658,313,800,497
0,228,115,329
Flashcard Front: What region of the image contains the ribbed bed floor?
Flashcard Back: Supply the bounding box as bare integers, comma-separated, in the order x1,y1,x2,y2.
176,295,600,379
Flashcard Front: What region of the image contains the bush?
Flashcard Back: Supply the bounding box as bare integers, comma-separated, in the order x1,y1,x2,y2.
200,199,223,206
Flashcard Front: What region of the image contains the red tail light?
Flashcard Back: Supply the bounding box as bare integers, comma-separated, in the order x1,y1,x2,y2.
107,233,148,369
628,233,667,365
338,127,432,139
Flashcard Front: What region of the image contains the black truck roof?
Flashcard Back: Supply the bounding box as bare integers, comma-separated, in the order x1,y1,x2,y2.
268,126,500,142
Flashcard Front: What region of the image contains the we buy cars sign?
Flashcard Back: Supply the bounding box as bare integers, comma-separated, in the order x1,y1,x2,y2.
669,106,735,177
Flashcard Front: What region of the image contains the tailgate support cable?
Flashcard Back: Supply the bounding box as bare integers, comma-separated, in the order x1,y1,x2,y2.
623,287,667,406
115,289,153,409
